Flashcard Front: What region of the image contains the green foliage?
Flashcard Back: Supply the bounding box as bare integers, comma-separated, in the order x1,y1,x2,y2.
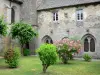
0,16,7,36
4,48,20,68
58,44,77,64
23,49,30,56
83,54,92,62
58,44,69,64
14,47,21,57
11,22,37,45
37,44,57,73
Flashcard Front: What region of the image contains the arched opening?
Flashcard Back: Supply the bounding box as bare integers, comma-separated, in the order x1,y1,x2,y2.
90,38,95,52
84,38,89,52
62,37,69,40
11,7,15,23
82,34,95,52
42,35,53,44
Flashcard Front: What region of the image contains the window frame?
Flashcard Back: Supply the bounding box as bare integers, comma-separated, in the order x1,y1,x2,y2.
84,37,95,52
53,12,58,21
76,9,83,21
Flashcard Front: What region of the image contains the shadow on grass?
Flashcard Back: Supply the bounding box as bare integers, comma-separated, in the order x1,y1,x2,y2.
0,66,19,70
39,71,58,75
0,66,9,70
55,59,85,66
55,62,76,66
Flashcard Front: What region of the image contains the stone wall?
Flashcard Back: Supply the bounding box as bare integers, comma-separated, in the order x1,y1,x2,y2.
38,4,100,58
0,0,21,56
20,0,37,25
20,0,38,54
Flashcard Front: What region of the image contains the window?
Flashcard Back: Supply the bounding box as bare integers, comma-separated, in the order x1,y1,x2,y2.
53,12,58,21
90,38,95,52
84,38,89,52
42,35,53,44
45,39,53,44
76,9,83,21
84,35,95,52
11,8,15,23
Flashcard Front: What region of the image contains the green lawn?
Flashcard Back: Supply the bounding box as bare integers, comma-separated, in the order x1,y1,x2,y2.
0,56,100,75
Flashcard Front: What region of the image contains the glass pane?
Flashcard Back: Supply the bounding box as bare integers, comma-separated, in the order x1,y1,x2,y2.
11,8,15,23
90,38,95,52
53,13,55,21
84,38,89,52
50,40,53,44
56,13,58,20
46,40,49,43
77,14,80,20
81,13,83,20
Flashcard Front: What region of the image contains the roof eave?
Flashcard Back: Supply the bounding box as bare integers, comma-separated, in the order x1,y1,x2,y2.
8,0,23,5
37,1,100,11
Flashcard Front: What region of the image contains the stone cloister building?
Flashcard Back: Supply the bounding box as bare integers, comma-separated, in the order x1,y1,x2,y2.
0,0,100,58
37,0,100,58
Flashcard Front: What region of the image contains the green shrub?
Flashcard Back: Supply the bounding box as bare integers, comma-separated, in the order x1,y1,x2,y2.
14,47,21,57
11,22,38,55
4,48,20,68
23,49,30,56
83,54,92,62
37,44,58,73
0,16,7,36
57,44,77,64
58,44,69,64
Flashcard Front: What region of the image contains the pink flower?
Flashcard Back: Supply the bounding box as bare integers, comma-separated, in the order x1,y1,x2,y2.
54,38,82,54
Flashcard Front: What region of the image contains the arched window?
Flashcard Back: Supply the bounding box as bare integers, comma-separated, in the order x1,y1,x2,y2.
42,35,53,44
84,38,89,52
90,38,95,52
83,34,95,52
11,8,15,23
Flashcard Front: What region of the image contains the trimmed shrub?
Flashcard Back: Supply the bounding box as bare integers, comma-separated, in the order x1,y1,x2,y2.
23,49,30,56
37,44,58,73
83,54,92,62
4,48,20,68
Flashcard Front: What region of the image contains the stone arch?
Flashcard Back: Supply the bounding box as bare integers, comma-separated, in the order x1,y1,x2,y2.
82,34,96,41
62,37,69,40
82,34,96,52
42,35,53,44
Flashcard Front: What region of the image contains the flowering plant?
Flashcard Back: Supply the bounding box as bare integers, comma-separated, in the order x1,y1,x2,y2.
54,38,81,64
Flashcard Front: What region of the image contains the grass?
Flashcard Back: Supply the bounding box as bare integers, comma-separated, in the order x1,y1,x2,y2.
0,56,100,75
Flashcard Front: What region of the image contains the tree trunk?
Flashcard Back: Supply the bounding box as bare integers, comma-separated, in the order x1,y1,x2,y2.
21,44,25,55
62,53,68,64
42,64,49,73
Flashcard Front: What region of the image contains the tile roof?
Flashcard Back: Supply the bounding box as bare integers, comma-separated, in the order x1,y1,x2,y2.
37,0,100,10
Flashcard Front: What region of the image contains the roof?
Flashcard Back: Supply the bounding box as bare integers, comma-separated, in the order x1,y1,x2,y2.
37,0,100,10
8,0,23,4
